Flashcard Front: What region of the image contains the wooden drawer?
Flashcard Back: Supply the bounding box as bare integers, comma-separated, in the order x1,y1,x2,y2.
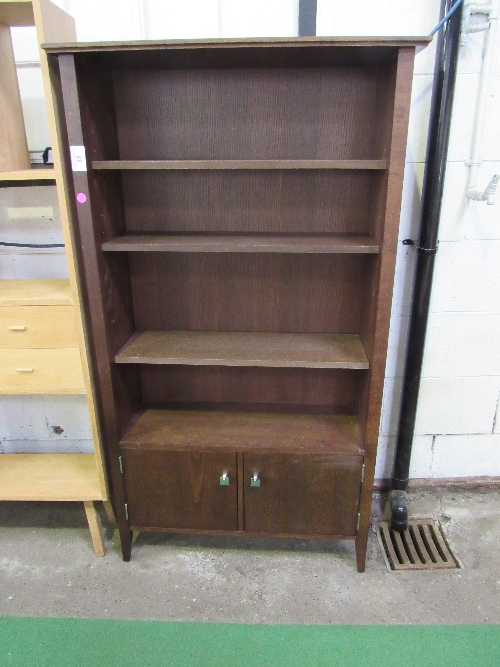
243,453,363,536
0,348,85,394
0,306,78,348
122,449,238,531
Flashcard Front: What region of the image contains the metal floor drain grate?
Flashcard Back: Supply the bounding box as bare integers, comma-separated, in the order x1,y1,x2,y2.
377,519,460,571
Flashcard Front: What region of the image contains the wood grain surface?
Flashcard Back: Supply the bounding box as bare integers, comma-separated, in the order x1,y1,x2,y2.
129,253,366,334
120,409,364,455
94,159,386,170
116,330,369,369
243,452,362,535
0,454,102,501
122,450,238,530
103,233,379,254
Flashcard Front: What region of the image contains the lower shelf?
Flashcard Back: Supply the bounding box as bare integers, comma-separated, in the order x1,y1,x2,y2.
121,409,365,455
0,454,103,501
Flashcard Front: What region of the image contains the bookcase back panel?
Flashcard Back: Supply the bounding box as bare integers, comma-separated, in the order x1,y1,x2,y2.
113,67,383,161
121,170,375,235
129,253,365,334
139,365,360,410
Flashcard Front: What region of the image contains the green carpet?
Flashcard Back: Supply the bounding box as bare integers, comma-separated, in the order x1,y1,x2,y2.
1,617,499,667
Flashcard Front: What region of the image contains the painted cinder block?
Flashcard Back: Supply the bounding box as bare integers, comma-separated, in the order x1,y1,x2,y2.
447,73,481,162
398,161,425,241
384,313,410,380
444,312,500,377
414,377,500,435
429,241,500,313
380,377,403,437
42,395,93,440
421,312,453,379
219,0,298,37
0,395,92,442
0,439,94,454
438,162,469,242
405,74,434,164
317,0,440,39
430,434,500,477
409,435,434,478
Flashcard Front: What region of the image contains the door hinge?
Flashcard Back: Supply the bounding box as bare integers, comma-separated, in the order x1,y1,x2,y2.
124,503,128,520
357,512,361,532
361,463,365,483
119,456,123,474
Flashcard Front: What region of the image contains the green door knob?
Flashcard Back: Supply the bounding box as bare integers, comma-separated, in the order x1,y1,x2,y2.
250,473,260,487
219,472,229,486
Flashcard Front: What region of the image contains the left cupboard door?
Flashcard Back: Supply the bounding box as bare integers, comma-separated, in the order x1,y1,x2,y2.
121,450,238,531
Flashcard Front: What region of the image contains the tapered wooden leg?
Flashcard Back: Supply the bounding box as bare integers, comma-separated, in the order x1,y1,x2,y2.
119,525,133,562
355,531,368,573
83,501,105,557
103,500,116,524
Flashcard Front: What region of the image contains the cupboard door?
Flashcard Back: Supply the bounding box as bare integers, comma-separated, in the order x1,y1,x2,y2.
122,450,238,530
244,453,363,536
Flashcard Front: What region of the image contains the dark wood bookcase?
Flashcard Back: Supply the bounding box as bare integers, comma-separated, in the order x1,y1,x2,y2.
45,37,427,571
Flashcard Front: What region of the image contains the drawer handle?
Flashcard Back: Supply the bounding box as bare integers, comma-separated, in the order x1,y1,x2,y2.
250,473,260,488
219,472,230,486
16,367,34,373
8,325,27,332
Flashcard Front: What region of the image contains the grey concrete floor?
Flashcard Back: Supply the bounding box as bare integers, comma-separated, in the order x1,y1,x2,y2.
0,488,499,624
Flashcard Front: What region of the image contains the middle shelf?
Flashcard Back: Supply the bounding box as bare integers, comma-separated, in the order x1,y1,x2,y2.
115,331,369,369
102,234,379,254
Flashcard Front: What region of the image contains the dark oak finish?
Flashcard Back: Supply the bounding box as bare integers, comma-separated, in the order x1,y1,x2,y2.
47,37,422,570
129,253,366,334
93,159,386,170
120,409,365,455
115,331,369,369
243,453,362,535
122,450,238,530
102,234,380,254
139,366,360,410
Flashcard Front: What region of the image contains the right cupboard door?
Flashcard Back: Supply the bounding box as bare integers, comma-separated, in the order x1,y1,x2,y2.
243,453,363,536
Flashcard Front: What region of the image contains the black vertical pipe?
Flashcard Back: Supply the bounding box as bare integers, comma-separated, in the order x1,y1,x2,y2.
299,0,317,36
390,1,463,530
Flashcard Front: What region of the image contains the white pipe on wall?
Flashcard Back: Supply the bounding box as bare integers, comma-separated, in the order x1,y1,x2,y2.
465,0,500,204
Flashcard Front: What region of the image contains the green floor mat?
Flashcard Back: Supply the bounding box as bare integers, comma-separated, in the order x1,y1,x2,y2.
1,617,499,667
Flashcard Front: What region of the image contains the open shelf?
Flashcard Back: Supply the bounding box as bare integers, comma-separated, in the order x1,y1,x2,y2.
121,409,365,455
0,279,72,306
103,234,380,254
115,331,369,369
0,169,56,183
92,159,387,171
0,454,103,501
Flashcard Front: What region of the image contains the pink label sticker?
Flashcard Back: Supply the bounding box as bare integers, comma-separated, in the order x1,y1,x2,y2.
76,192,87,204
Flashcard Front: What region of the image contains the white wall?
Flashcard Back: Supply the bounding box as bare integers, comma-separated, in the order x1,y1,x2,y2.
6,0,500,479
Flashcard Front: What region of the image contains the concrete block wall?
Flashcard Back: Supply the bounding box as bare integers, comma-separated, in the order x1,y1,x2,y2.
4,0,499,480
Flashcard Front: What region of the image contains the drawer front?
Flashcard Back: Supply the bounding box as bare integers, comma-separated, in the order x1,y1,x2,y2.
122,449,238,531
0,306,78,348
0,348,85,394
244,453,363,536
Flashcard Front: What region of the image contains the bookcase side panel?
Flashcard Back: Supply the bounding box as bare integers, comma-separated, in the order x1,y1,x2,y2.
355,47,416,571
56,53,139,557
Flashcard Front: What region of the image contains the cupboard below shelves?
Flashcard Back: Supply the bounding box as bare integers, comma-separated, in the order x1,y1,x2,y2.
46,36,428,571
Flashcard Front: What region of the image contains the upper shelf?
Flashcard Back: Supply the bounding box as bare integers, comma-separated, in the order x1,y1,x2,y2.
92,159,386,171
115,331,369,369
102,234,380,254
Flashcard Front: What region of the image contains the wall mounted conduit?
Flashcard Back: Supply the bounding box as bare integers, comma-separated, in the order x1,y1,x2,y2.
390,0,464,531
